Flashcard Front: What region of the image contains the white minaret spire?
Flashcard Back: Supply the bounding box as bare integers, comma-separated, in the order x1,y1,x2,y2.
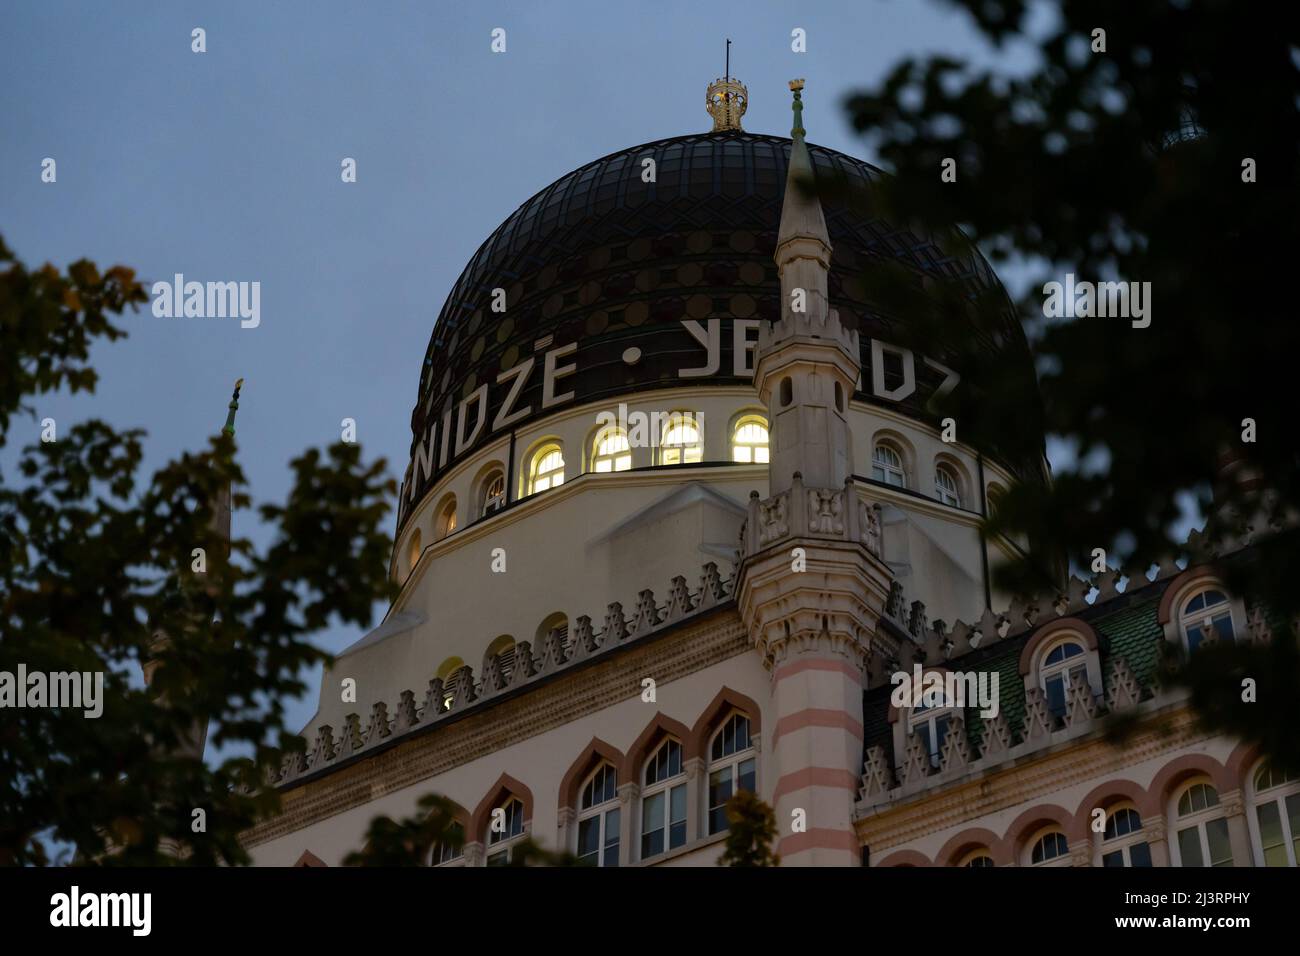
754,79,860,494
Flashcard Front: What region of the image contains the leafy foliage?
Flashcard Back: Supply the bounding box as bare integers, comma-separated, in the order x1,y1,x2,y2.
717,790,780,867
0,237,398,864
827,0,1300,770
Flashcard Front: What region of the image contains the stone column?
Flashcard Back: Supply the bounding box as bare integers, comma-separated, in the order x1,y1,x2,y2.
618,782,640,865
685,756,705,844
1220,789,1254,867
556,806,576,857
1144,816,1170,867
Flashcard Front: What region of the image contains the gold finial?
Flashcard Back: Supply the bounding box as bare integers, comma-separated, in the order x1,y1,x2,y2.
789,78,805,92
706,39,747,132
706,76,748,131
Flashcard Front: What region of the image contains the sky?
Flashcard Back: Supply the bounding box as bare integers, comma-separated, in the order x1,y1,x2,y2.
1,0,1051,739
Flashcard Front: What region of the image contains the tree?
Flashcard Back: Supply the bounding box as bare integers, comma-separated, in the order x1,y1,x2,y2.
343,794,464,867
822,0,1300,771
717,791,780,867
0,236,398,864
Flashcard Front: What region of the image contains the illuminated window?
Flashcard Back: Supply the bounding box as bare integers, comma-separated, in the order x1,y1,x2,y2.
435,656,464,712
479,470,505,516
659,413,703,466
1252,763,1300,867
1173,780,1234,866
406,528,422,577
592,428,632,473
707,713,756,834
436,496,457,538
935,465,961,507
1178,588,1236,654
528,443,565,493
641,739,687,859
577,763,620,867
731,416,770,464
872,443,906,487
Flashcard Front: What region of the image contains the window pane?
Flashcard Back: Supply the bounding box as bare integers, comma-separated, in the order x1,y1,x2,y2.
669,784,687,849
577,817,600,863
738,757,757,794
1129,842,1153,867
1286,793,1300,864
1256,802,1287,867
1206,818,1233,866
1102,849,1124,867
709,767,733,834
1045,676,1066,719
1178,827,1204,867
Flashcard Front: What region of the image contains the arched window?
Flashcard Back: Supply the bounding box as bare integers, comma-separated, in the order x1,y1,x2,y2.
707,713,757,834
1179,589,1236,654
658,412,703,466
436,496,457,538
1040,639,1089,722
986,483,1006,517
577,763,620,867
536,612,568,650
909,700,955,770
1251,763,1300,867
872,442,906,488
731,416,770,464
592,427,632,473
528,443,565,494
406,528,422,578
431,821,465,866
484,634,517,682
959,849,995,868
435,656,465,711
640,738,687,859
1100,805,1152,867
478,469,506,516
1030,830,1070,866
934,465,961,507
486,796,526,865
1172,780,1234,866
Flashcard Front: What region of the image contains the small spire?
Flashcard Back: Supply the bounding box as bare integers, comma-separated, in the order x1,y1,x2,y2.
222,378,244,436
777,79,830,253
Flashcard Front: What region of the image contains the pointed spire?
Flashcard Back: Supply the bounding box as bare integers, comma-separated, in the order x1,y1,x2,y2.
222,378,244,436
777,80,830,254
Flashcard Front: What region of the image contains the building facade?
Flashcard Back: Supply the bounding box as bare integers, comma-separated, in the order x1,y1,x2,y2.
242,79,1298,868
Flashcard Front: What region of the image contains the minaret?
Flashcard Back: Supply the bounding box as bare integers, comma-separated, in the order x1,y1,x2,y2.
737,82,899,866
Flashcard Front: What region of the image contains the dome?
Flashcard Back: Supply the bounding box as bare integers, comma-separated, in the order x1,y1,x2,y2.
403,129,1035,529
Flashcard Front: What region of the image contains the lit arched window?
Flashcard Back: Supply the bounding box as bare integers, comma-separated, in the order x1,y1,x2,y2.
435,656,465,711
909,700,955,770
436,496,457,538
577,763,620,867
659,412,703,466
1100,805,1152,867
707,713,757,834
528,443,565,493
479,469,506,516
484,634,517,682
872,442,906,487
731,416,770,464
1040,639,1089,722
1251,763,1300,867
641,739,687,859
1179,588,1236,654
486,796,526,865
406,528,422,578
1173,780,1234,866
1030,829,1069,866
592,427,632,473
934,465,961,507
959,849,995,868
